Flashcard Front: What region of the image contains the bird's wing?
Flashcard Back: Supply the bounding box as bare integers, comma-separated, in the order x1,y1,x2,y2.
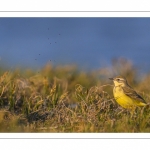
122,86,146,104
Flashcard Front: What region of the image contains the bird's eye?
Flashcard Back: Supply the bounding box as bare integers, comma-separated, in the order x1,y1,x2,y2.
116,78,120,82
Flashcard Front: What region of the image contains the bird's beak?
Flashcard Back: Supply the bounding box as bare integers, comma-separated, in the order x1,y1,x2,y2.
109,78,114,80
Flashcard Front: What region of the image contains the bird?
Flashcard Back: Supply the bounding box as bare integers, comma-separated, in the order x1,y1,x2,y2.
109,76,146,110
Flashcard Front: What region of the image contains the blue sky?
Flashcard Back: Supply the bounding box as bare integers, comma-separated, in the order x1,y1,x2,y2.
0,18,150,71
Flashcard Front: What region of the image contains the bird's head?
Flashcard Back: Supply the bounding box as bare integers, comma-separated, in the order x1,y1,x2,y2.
109,76,128,87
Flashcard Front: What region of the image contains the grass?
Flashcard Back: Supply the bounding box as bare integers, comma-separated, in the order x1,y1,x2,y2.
0,58,150,132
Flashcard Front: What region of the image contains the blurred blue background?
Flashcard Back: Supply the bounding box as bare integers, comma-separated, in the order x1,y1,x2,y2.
0,18,150,71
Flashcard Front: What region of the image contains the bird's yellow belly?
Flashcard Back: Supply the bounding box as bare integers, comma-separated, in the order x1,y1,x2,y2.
114,93,135,109
113,87,146,109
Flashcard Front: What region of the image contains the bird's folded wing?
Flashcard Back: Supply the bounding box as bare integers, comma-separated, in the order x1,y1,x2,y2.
122,86,146,104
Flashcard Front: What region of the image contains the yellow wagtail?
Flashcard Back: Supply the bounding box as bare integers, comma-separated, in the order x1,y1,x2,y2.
109,76,146,109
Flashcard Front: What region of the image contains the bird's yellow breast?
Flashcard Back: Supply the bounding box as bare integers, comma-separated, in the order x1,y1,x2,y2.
113,86,146,109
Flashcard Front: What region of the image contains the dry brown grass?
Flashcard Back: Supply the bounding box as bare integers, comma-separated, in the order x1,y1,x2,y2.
0,58,150,132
